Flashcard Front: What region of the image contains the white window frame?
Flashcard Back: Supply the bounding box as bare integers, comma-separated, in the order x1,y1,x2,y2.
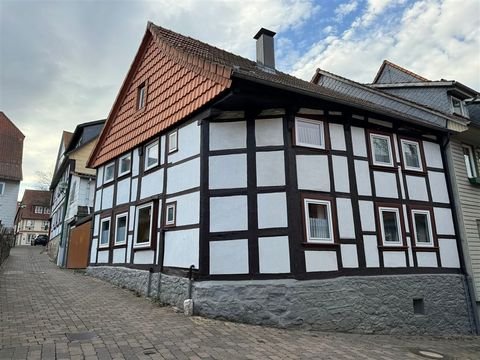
0,182,4,195
463,145,478,178
295,117,325,150
103,162,115,183
165,203,176,226
137,82,146,110
379,207,403,246
304,198,334,243
134,202,153,248
401,139,423,171
34,206,43,214
450,96,466,116
144,140,159,171
114,212,128,246
411,209,434,247
99,217,111,248
118,153,132,177
370,133,394,167
168,130,178,153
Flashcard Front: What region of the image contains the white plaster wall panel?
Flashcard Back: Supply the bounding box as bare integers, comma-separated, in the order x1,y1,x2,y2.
329,123,346,151
129,206,135,231
374,171,398,198
336,198,355,239
256,151,285,187
296,155,330,191
134,250,155,264
210,239,249,274
341,244,359,268
354,160,372,196
406,175,429,201
416,252,438,267
305,251,338,272
423,141,443,169
167,192,199,226
157,200,163,228
94,189,102,211
398,168,405,199
428,171,449,203
406,236,414,267
209,121,246,150
140,169,163,199
438,238,460,268
96,166,104,188
164,228,199,268
255,118,284,146
116,178,131,205
209,154,247,189
93,215,100,237
257,193,288,229
160,135,165,165
101,185,114,210
433,207,455,235
90,238,98,263
364,235,380,267
126,235,133,263
169,122,201,163
351,126,367,157
383,252,406,267
332,156,349,193
258,236,290,273
359,201,375,232
132,148,140,176
167,158,200,194
113,248,126,264
130,178,138,202
210,196,248,232
97,250,109,263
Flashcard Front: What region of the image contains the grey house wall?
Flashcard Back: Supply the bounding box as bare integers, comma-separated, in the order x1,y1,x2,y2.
0,180,20,229
380,87,453,115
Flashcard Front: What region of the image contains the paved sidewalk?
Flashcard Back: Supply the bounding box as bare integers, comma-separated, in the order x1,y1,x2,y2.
1,247,479,360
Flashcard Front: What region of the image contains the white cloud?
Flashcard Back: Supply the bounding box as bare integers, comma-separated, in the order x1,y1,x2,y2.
335,1,358,21
291,0,480,90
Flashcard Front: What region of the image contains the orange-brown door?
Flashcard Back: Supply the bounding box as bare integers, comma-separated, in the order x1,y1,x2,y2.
66,220,92,269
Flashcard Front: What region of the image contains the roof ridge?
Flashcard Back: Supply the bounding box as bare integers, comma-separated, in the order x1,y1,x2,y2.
373,59,429,84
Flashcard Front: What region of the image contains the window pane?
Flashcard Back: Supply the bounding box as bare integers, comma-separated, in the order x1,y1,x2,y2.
169,132,177,152
146,143,158,168
105,165,114,181
101,220,110,245
452,98,462,115
414,213,430,243
308,203,330,239
137,84,145,109
463,147,475,178
382,211,399,243
373,136,391,164
167,206,174,223
116,216,127,243
403,142,420,169
120,155,131,174
297,120,323,147
137,207,151,244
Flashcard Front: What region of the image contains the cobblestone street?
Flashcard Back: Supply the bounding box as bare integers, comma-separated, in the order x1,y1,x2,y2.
1,247,479,360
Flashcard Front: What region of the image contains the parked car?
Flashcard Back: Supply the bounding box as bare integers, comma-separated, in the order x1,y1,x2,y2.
34,235,49,246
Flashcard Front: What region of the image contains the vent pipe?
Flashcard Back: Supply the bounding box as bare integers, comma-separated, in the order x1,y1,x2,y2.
254,28,276,69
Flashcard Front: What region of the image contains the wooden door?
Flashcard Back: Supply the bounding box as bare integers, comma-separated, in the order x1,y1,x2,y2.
66,220,91,269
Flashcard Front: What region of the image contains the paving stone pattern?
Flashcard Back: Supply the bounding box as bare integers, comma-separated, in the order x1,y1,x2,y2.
1,247,480,360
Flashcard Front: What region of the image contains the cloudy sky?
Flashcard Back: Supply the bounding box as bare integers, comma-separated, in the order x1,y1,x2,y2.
1,0,479,199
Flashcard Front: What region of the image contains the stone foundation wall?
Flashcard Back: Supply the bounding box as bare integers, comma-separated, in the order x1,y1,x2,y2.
86,266,474,335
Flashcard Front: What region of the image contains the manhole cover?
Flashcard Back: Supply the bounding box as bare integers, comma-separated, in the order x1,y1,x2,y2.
410,348,449,359
65,332,97,341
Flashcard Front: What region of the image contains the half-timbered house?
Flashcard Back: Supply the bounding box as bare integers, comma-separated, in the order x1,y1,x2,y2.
86,23,476,334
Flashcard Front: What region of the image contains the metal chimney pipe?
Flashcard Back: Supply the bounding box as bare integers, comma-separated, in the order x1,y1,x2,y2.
254,28,276,69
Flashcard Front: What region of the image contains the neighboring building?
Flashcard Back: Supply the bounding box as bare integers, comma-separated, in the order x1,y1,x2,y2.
49,120,105,266
85,23,475,334
14,190,51,245
365,60,480,327
0,112,24,229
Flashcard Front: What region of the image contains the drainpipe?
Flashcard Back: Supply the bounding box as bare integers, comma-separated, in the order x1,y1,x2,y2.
58,173,72,268
441,133,480,334
188,265,195,299
147,267,153,297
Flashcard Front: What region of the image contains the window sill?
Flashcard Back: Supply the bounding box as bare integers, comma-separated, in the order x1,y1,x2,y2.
378,245,408,251
468,177,480,186
412,245,438,251
302,242,339,249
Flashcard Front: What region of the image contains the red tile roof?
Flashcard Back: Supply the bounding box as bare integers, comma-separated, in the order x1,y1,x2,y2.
17,190,51,221
0,112,24,181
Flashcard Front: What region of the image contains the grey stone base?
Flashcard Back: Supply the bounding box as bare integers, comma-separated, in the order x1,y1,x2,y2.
87,267,474,335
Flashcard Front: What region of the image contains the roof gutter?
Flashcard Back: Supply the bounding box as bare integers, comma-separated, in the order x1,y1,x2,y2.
232,71,450,132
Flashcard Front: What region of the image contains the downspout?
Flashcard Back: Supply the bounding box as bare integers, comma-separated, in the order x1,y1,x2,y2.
59,173,72,268
441,133,480,334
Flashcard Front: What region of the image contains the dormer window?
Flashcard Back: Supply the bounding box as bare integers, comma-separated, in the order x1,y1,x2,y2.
137,82,146,110
451,96,466,116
